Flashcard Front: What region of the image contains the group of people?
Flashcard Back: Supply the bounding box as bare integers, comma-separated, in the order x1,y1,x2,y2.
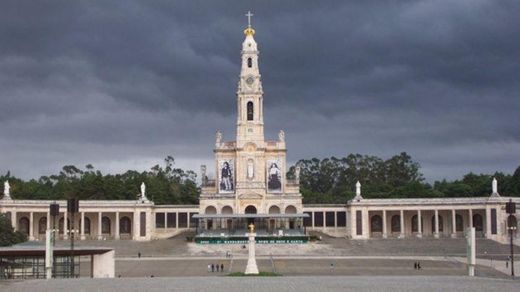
413,262,422,270
208,263,225,273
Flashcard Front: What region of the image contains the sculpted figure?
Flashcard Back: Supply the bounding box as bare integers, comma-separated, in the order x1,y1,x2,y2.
278,130,285,142
216,130,223,145
3,180,10,198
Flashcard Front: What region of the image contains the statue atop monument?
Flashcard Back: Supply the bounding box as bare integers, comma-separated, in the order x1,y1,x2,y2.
278,130,285,142
140,182,150,202
215,130,222,146
3,180,10,199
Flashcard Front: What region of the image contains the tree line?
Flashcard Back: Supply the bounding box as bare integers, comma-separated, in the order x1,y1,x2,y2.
288,152,520,203
1,156,198,205
1,153,519,204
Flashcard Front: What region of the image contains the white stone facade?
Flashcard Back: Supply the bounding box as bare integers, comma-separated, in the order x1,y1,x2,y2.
199,23,303,218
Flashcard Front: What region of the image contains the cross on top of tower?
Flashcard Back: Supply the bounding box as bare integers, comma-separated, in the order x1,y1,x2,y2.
246,11,253,28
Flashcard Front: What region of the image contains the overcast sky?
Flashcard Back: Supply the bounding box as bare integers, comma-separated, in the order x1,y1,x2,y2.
1,0,519,183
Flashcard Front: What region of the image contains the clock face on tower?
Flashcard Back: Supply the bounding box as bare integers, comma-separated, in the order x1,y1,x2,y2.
246,76,254,85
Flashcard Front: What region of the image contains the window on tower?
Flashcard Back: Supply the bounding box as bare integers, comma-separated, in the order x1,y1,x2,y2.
247,101,254,121
247,58,252,68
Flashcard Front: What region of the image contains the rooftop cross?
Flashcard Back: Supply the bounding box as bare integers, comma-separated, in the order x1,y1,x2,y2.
245,11,253,28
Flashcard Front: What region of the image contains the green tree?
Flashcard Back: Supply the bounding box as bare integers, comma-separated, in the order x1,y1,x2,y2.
0,214,27,246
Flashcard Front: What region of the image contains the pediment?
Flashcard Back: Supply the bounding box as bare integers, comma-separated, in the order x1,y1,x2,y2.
238,193,263,199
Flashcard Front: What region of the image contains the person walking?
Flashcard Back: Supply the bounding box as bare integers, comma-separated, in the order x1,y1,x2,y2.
216,264,220,272
221,263,224,272
414,262,417,270
211,264,214,272
208,264,211,273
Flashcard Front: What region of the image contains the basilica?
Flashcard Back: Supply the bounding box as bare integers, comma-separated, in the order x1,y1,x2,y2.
0,18,518,245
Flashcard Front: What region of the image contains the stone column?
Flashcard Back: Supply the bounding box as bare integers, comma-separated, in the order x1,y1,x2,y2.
322,211,326,230
382,210,387,238
29,212,34,240
175,212,179,229
11,211,17,230
80,212,85,240
451,209,456,238
133,211,139,240
334,211,337,230
98,212,102,240
164,212,167,230
468,209,473,230
399,210,405,238
46,211,51,231
115,212,120,240
417,210,422,238
434,209,439,238
485,207,491,238
311,212,315,229
64,211,69,240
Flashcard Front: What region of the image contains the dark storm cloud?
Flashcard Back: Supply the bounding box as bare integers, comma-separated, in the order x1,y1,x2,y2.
0,0,519,182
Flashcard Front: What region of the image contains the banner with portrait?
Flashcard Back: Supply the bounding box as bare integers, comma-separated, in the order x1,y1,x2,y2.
266,159,282,193
218,159,234,193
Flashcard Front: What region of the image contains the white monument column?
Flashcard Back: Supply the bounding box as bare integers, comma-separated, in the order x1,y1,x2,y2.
485,207,491,238
434,209,439,238
80,212,85,240
98,212,102,240
417,210,422,238
382,210,387,238
63,211,68,240
29,212,34,240
399,210,405,238
11,211,17,230
115,212,120,240
468,209,473,230
451,209,457,238
245,222,259,275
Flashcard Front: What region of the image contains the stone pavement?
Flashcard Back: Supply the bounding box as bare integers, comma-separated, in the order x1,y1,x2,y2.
2,276,519,292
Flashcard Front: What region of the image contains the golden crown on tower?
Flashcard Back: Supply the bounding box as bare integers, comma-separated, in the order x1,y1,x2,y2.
244,27,255,36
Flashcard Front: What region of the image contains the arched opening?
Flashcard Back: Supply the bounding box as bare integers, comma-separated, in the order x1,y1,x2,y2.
456,214,464,232
431,215,444,233
59,218,70,235
102,216,111,235
411,215,423,233
473,214,483,232
285,205,297,214
268,205,280,214
38,217,47,234
391,215,400,233
245,205,257,214
371,215,383,233
120,216,131,234
82,217,91,235
221,206,233,214
205,206,217,214
247,58,252,68
247,101,254,121
19,217,29,236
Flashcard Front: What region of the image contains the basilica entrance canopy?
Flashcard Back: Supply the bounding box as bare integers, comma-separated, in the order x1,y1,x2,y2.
193,213,309,244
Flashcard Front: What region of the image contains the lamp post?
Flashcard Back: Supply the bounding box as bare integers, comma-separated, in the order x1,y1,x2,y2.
506,199,516,278
47,202,59,278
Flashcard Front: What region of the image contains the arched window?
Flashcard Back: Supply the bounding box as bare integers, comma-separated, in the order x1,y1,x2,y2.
83,217,91,235
39,217,47,234
247,101,254,121
245,205,257,214
456,214,463,232
391,215,400,232
247,58,252,68
371,215,382,233
205,206,217,215
285,205,297,214
102,216,111,234
411,215,418,232
120,217,132,234
431,215,444,233
473,214,483,232
19,217,29,236
59,218,70,235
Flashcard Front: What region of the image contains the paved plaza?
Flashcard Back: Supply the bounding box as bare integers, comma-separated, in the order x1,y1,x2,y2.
2,276,519,292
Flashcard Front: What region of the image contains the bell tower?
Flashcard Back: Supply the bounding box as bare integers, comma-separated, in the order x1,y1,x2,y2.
236,11,264,147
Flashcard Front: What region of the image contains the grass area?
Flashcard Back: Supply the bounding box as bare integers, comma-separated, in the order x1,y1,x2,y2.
228,271,281,277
